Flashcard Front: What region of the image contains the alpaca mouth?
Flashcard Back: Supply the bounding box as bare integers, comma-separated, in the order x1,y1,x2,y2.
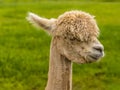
87,51,104,61
89,55,99,60
88,54,103,61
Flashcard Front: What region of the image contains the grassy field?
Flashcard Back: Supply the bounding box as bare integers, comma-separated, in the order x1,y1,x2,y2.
0,1,120,90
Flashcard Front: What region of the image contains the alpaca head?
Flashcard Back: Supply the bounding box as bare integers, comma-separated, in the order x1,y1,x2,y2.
27,10,104,64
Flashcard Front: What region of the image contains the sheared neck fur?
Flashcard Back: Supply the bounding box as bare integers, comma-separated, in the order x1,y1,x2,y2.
45,38,72,90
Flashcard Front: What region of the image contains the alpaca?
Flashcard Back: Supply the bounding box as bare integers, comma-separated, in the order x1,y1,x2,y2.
26,10,104,90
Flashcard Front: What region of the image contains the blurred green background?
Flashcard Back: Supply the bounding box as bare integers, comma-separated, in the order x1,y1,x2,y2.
0,0,120,90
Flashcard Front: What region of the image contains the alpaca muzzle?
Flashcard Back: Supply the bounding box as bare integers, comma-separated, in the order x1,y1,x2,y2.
87,45,104,61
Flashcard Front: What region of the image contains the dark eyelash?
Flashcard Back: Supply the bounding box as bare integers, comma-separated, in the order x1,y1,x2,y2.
69,38,76,41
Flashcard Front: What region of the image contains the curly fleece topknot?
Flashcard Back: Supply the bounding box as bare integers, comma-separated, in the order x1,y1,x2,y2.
54,10,99,41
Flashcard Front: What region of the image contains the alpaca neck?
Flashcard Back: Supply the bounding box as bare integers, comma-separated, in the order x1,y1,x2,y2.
45,38,72,90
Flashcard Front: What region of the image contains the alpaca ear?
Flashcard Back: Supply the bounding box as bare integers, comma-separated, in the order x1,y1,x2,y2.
26,12,56,33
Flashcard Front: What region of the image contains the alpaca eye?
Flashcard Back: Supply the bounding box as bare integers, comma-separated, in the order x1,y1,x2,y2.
69,38,81,43
81,47,85,49
69,38,76,41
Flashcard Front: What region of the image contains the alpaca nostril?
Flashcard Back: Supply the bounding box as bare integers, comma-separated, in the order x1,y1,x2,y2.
93,46,103,52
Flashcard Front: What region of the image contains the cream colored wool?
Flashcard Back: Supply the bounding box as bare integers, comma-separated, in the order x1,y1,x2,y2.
27,10,104,90
52,10,99,41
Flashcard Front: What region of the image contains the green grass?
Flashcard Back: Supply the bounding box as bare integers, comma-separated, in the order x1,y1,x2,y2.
0,1,120,90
